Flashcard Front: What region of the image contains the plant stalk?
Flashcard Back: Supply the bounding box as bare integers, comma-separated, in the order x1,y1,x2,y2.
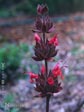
46,95,50,112
45,60,48,75
43,33,48,77
43,33,46,43
43,32,50,112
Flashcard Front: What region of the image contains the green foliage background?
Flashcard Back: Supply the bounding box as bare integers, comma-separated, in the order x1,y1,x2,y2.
0,0,84,17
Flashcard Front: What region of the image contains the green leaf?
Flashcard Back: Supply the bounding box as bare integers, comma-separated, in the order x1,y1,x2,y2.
10,108,19,112
4,93,15,104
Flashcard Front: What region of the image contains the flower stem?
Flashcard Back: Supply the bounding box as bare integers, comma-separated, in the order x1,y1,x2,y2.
46,95,50,112
45,60,48,75
43,33,45,43
43,32,50,112
43,33,48,77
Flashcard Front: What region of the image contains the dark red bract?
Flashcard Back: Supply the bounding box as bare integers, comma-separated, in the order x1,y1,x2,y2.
33,16,54,33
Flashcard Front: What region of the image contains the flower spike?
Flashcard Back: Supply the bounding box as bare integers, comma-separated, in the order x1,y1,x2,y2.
28,3,66,112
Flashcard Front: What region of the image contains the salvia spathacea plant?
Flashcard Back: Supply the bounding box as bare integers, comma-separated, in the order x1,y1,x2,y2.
27,4,66,112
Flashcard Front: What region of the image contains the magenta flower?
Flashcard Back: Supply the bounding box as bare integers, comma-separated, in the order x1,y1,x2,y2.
28,72,38,83
41,65,46,74
52,64,64,80
48,34,58,46
34,33,41,42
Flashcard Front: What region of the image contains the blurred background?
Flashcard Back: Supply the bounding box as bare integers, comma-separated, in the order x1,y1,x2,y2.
0,0,84,112
0,0,84,16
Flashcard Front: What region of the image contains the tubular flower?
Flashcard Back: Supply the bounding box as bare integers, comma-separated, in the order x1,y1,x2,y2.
41,65,46,74
34,33,40,42
47,77,54,86
52,64,64,80
37,4,48,15
28,72,38,83
29,72,38,79
49,35,58,46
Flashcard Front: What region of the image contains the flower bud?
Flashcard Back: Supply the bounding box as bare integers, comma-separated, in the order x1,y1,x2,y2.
37,4,48,15
33,16,54,33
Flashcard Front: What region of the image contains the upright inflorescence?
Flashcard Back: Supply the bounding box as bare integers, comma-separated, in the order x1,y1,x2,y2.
28,4,65,112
